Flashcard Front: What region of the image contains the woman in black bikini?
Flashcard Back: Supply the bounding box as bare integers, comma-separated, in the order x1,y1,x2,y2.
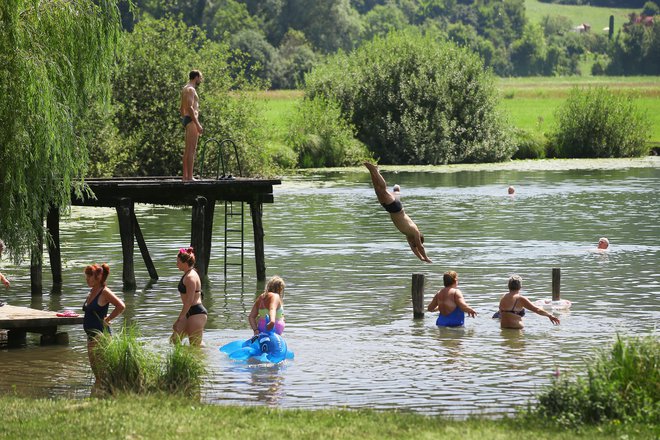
82,263,125,386
171,247,207,346
497,275,560,329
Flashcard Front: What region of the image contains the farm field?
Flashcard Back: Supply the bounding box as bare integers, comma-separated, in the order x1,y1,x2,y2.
524,0,638,30
256,76,660,148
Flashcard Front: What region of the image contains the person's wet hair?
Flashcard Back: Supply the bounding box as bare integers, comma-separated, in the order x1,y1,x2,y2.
178,247,196,266
85,263,110,285
443,271,458,287
265,275,285,296
189,70,202,80
508,275,523,291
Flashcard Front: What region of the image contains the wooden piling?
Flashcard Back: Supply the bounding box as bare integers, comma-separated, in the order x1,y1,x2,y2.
191,196,208,278
412,273,425,319
131,210,158,281
30,233,43,296
552,268,561,301
116,197,136,290
250,201,266,281
203,199,216,274
46,206,62,285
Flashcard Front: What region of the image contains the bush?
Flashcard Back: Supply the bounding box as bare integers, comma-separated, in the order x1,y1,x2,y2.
304,30,513,165
286,96,372,168
94,326,206,397
533,335,659,427
511,129,547,160
549,87,650,158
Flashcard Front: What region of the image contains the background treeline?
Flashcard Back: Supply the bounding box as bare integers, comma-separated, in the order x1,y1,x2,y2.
119,0,660,87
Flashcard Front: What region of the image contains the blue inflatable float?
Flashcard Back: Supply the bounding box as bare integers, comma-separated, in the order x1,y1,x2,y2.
220,332,294,363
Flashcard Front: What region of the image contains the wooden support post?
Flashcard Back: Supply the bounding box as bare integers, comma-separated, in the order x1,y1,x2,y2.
609,15,614,40
203,199,216,274
46,206,62,285
131,210,158,281
412,273,425,319
116,198,136,290
249,201,265,281
30,232,43,296
191,196,207,278
552,268,561,301
7,330,27,348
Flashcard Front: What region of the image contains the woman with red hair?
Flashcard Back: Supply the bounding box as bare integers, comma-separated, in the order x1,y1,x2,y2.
171,247,207,346
82,263,125,385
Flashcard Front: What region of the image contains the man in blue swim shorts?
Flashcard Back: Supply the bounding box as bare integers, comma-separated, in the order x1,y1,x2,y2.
364,162,431,263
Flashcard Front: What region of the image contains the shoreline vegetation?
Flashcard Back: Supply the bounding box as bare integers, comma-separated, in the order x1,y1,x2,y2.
0,395,655,440
255,77,660,154
1,336,656,439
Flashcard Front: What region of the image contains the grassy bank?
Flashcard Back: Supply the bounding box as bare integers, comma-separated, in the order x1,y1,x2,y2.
256,77,660,154
524,0,637,29
0,395,655,440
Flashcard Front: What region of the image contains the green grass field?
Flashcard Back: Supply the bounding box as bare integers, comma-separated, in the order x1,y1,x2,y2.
1,395,654,440
524,0,638,30
256,77,660,148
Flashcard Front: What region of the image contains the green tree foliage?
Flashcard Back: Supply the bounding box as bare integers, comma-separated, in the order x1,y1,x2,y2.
285,96,371,167
361,4,410,42
305,31,513,165
0,0,120,260
278,0,363,53
607,21,660,75
111,17,269,177
549,87,650,158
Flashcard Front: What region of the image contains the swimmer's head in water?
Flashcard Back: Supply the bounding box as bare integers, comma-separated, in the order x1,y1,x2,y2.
508,186,515,194
598,237,609,249
393,184,400,193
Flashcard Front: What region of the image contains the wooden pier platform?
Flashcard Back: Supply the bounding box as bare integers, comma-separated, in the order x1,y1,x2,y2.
0,304,83,346
32,176,281,294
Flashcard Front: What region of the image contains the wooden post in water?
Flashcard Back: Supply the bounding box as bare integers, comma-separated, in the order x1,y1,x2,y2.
249,201,266,281
30,232,43,296
191,196,208,278
46,206,62,285
116,197,136,290
552,268,561,301
131,210,158,281
412,273,425,319
203,198,216,274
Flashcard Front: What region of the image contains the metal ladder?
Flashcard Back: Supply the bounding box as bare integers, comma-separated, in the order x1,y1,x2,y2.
198,138,245,279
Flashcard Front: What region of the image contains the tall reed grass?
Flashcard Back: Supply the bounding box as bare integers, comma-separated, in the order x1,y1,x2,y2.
94,325,206,397
533,335,659,427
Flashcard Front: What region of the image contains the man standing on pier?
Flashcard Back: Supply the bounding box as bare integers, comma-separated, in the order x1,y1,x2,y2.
364,162,432,263
180,70,203,181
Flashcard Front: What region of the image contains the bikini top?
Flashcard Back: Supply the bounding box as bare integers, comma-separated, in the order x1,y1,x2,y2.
178,272,202,298
500,297,526,317
257,294,284,320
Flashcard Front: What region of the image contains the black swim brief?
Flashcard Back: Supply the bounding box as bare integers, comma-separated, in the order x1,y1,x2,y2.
381,200,403,214
186,303,208,318
181,115,193,127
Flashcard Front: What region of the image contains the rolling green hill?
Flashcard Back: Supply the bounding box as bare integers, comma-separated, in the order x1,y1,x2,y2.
524,0,638,31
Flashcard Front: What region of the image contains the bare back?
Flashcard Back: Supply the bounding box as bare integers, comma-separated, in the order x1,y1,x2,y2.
431,287,459,315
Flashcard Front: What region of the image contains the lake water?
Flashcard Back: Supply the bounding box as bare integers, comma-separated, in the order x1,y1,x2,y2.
1,159,658,417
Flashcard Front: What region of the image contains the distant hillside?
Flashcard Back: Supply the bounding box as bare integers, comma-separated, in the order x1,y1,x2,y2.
525,0,638,31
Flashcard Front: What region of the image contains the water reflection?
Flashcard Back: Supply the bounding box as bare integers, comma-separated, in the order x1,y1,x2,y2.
1,163,658,417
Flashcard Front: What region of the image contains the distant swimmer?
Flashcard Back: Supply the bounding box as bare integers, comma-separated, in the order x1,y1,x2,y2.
508,186,515,195
364,162,431,263
597,237,609,250
427,271,477,327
